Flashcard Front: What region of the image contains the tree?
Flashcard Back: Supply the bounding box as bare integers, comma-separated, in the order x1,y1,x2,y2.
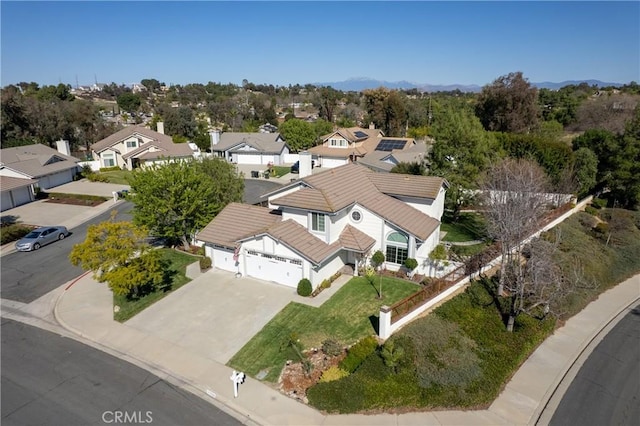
363,88,408,136
141,78,161,92
278,119,316,152
481,158,550,330
390,161,426,175
69,213,165,297
164,106,196,139
572,147,598,197
475,71,540,133
316,86,339,122
428,244,448,275
370,250,385,298
116,92,141,113
127,158,243,250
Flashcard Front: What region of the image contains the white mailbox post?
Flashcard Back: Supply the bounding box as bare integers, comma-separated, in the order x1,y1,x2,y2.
230,370,245,398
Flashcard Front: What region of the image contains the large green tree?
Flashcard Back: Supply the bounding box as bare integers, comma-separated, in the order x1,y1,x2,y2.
127,158,244,249
69,215,165,297
363,88,408,136
278,119,316,152
116,92,141,113
475,71,540,133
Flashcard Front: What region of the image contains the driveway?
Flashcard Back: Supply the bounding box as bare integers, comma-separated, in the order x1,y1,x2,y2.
125,269,297,364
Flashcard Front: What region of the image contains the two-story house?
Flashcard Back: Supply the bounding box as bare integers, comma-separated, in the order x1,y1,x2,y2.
90,124,195,170
196,163,447,288
308,126,427,171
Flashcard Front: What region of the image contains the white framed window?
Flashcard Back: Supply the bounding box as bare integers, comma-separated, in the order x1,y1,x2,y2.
126,139,138,148
311,212,325,232
102,153,115,167
386,231,408,264
351,210,362,223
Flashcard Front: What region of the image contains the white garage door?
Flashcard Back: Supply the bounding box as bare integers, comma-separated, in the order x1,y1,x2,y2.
235,153,261,165
11,187,32,207
245,250,303,288
40,169,74,189
212,246,238,273
1,192,13,211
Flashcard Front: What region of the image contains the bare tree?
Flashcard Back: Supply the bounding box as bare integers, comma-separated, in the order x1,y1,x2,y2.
481,158,551,330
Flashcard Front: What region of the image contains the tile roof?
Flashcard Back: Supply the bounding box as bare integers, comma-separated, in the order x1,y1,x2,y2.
196,203,282,247
271,164,443,240
0,176,38,191
214,132,286,154
123,141,194,160
338,225,376,253
0,145,79,178
90,126,174,153
266,219,341,264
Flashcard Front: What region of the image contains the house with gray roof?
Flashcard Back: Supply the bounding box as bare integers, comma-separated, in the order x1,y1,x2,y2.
90,124,196,170
196,163,447,288
210,131,289,165
308,126,427,171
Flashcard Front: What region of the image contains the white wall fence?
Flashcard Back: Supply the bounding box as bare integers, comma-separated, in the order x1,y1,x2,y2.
78,160,101,172
379,195,594,339
283,153,299,164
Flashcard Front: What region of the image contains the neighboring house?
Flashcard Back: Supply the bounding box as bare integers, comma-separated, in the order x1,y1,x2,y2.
0,176,38,211
308,126,427,171
196,163,447,288
0,141,80,192
210,131,290,165
90,124,196,170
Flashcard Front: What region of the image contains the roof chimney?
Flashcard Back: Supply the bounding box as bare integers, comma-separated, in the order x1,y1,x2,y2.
157,122,165,135
210,129,221,149
369,122,375,130
299,151,312,178
56,139,71,156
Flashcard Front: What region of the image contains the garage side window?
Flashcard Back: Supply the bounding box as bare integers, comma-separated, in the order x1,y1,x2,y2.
385,231,408,264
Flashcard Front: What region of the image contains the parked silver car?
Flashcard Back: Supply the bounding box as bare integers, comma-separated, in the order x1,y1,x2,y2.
15,226,70,251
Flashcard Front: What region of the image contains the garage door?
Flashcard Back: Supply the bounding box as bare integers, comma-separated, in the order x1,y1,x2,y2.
1,192,13,211
235,153,261,165
48,170,74,189
212,246,238,273
11,187,32,207
245,250,302,288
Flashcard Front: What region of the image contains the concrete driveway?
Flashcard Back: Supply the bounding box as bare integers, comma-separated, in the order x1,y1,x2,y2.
125,269,297,364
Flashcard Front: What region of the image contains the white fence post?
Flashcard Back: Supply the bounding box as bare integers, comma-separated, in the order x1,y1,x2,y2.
379,305,392,339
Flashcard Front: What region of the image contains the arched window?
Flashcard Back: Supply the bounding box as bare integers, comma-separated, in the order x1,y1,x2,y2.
386,232,408,264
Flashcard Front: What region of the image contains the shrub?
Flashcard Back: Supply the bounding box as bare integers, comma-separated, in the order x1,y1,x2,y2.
87,173,109,182
319,366,349,383
371,250,385,268
592,197,607,209
584,206,598,216
320,279,331,290
99,166,121,172
297,278,312,297
403,258,418,271
199,256,212,270
322,339,343,357
81,164,94,177
339,336,378,373
0,224,33,245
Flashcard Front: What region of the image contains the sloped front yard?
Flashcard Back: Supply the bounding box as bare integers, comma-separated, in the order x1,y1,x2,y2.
227,276,420,382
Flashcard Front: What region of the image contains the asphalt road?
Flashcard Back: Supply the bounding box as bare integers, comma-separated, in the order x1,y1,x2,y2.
0,202,133,304
549,304,640,426
1,319,241,426
243,179,283,205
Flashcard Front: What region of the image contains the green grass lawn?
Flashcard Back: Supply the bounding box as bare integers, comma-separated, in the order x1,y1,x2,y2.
228,276,420,382
99,169,132,185
441,212,487,242
272,166,291,177
113,248,197,322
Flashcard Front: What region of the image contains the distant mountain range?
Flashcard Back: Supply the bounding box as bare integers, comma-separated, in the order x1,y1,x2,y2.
312,77,624,92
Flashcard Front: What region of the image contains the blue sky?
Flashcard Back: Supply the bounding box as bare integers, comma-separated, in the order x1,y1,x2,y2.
1,1,638,87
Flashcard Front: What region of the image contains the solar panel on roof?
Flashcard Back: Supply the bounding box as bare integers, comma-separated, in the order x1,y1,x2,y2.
375,139,407,151
354,131,368,138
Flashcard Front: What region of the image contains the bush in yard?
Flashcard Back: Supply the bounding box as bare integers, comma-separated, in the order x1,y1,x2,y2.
0,224,33,245
322,339,343,357
199,256,212,270
339,336,378,373
591,197,607,209
297,278,312,296
87,173,109,183
403,258,418,271
319,366,350,383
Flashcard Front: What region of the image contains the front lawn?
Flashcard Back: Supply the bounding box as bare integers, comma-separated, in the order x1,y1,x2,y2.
99,169,132,185
272,166,291,177
227,276,420,382
113,248,197,322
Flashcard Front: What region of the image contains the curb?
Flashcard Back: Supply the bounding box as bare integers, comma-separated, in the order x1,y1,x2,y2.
52,274,265,426
532,293,640,425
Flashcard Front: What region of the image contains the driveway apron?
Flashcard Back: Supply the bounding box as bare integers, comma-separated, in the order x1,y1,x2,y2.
125,269,297,364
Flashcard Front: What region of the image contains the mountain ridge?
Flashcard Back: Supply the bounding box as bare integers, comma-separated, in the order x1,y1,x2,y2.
311,77,624,92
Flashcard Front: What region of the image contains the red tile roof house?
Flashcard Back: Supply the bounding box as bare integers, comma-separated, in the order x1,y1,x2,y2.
196,163,448,288
90,124,196,170
308,126,428,171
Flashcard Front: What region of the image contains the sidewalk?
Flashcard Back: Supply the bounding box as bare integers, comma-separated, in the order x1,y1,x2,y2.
54,269,640,425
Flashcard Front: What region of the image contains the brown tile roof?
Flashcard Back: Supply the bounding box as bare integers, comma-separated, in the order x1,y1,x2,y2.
123,141,194,160
90,126,175,153
0,176,38,191
196,203,281,248
338,225,376,253
266,220,341,264
308,145,366,158
271,164,443,241
0,145,79,178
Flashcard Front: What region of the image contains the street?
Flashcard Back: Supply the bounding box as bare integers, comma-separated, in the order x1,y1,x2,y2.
0,202,132,303
549,304,640,426
1,319,241,426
